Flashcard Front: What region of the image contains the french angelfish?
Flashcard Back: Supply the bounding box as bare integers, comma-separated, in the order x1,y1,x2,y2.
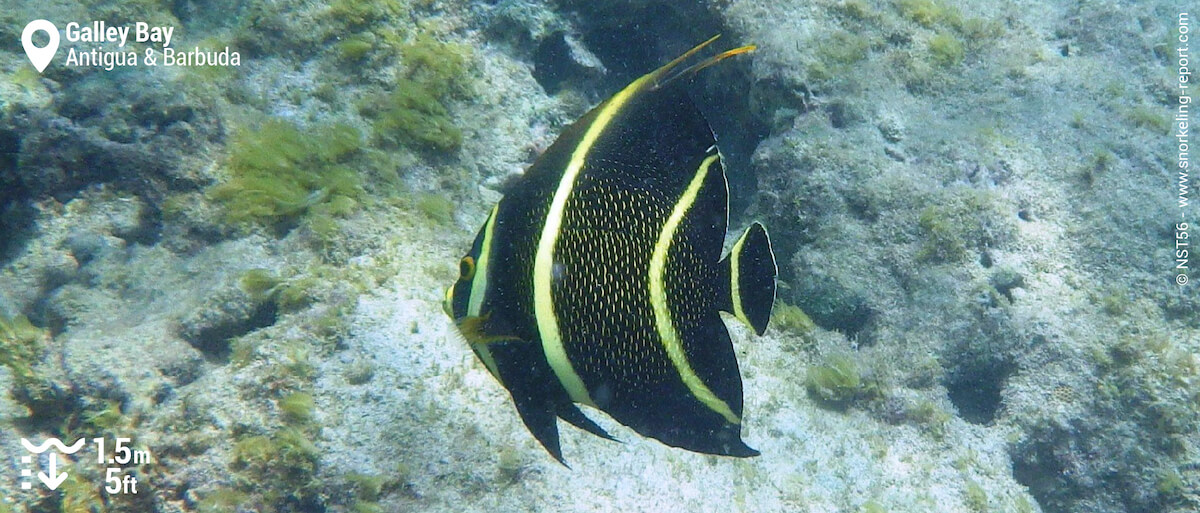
443,35,777,463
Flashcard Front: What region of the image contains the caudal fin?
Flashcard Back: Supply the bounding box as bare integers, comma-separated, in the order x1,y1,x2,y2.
718,223,777,335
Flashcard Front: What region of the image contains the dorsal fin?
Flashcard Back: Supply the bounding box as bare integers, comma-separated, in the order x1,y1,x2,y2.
618,35,756,99
652,37,757,91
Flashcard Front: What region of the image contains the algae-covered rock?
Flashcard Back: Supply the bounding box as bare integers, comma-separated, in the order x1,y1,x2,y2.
531,31,608,95
363,32,473,153
179,281,277,358
788,252,876,336
208,118,364,232
0,65,221,251
805,354,863,407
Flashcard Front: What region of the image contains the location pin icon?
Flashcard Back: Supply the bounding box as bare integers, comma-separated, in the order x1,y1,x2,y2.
22,20,60,73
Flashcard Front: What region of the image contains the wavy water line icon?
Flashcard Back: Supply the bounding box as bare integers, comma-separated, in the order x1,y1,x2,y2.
21,438,85,454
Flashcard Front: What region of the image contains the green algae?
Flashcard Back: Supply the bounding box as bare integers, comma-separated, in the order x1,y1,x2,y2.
964,477,988,512
351,502,386,513
1155,469,1185,498
236,266,326,339
415,191,456,224
226,426,322,506
233,427,319,486
773,301,819,353
915,189,1009,264
344,470,401,511
401,32,470,92
230,377,324,508
837,0,876,21
221,275,338,509
1080,149,1116,187
806,355,862,407
929,32,964,66
276,276,321,312
10,66,44,94
859,500,887,513
197,489,249,513
344,360,376,385
0,314,46,384
179,37,240,86
59,472,105,513
239,268,282,301
345,469,391,513
209,118,364,231
1125,105,1170,133
280,344,318,384
344,471,389,502
235,268,324,314
328,0,408,29
372,79,463,151
324,194,360,216
1,316,144,466
817,30,871,68
338,34,376,61
229,337,261,369
82,398,125,432
1084,329,1200,509
365,32,472,153
0,314,69,429
496,445,531,485
917,205,968,263
1015,494,1036,513
885,0,1000,82
896,0,959,28
956,17,1005,41
911,399,953,438
773,301,817,337
279,392,316,422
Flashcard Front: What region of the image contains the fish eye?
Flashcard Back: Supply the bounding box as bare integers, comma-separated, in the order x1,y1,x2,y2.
459,256,476,280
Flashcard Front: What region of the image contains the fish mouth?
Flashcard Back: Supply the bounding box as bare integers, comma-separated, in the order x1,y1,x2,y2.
441,286,455,318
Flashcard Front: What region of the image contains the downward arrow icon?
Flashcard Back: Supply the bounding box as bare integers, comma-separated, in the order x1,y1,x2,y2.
38,453,68,490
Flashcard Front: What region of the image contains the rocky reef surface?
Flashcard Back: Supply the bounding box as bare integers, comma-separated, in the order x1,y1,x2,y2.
0,0,1195,512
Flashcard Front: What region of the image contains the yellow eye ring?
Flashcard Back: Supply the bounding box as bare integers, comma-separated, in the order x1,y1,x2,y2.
459,256,476,281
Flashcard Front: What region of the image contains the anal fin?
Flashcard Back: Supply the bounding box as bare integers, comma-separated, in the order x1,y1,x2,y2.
558,403,617,442
490,340,569,465
718,222,777,335
510,389,566,464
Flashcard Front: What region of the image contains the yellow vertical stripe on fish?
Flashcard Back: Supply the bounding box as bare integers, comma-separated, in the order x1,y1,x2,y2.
467,204,499,317
649,153,740,425
468,204,501,378
534,70,657,407
534,35,727,408
729,227,752,331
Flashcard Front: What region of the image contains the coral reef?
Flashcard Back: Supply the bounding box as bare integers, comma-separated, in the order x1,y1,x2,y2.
0,0,1195,512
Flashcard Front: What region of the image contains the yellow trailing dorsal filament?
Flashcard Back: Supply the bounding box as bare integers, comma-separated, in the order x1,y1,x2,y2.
652,39,757,91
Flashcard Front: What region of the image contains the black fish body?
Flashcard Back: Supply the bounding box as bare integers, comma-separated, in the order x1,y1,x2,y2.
444,36,777,463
